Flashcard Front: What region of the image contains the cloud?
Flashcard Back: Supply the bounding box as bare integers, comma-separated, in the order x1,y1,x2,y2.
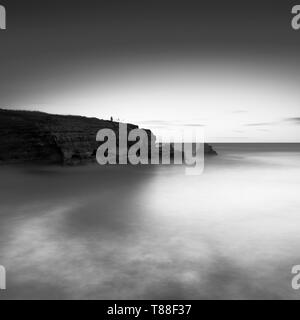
139,120,205,128
139,120,172,125
182,123,205,127
139,120,179,126
244,122,277,127
232,110,248,114
257,129,270,132
245,118,300,127
285,118,300,124
233,130,245,133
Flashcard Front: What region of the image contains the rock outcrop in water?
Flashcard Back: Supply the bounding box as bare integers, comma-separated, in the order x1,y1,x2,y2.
0,109,216,165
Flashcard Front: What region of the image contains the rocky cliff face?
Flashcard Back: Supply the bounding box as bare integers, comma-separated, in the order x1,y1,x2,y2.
0,109,216,165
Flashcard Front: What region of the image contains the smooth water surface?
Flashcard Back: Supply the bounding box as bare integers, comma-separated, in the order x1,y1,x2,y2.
1,144,300,299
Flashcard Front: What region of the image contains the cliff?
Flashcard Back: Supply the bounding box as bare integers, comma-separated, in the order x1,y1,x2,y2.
0,109,216,165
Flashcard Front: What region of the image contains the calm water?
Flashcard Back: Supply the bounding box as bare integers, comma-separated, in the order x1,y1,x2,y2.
1,144,300,300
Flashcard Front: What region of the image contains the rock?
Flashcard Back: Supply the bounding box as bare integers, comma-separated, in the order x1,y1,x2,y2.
0,109,216,165
204,143,218,155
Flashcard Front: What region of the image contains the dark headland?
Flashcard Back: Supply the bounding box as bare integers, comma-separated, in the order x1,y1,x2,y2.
0,109,216,165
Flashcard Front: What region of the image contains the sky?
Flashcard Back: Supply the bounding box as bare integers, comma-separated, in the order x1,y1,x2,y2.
0,0,300,142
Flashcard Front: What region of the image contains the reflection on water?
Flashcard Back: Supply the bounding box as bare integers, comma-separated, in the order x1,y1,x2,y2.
1,145,300,299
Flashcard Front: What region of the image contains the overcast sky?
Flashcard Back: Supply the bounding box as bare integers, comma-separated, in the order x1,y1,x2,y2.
0,0,300,142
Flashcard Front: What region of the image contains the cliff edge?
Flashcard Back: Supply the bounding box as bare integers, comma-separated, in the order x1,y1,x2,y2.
0,109,216,164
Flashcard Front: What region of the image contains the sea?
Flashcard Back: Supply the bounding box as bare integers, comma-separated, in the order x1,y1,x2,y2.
1,143,300,299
